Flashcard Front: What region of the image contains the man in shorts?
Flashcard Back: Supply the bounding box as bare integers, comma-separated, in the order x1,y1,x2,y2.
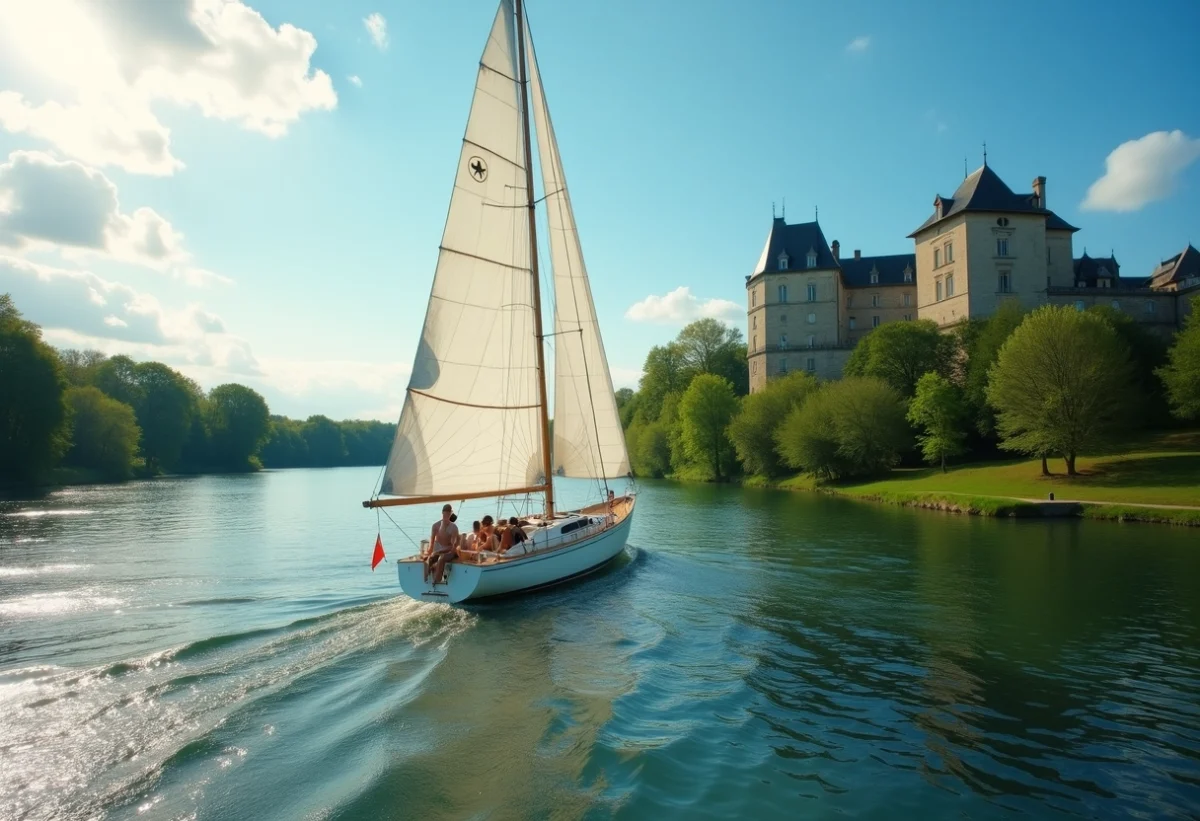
425,503,460,584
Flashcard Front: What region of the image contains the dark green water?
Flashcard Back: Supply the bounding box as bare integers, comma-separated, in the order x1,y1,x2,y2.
2,469,1198,820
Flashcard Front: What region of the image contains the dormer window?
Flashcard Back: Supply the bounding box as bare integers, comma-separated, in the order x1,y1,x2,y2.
778,252,789,270
869,266,879,285
806,250,817,268
934,196,944,219
903,265,913,283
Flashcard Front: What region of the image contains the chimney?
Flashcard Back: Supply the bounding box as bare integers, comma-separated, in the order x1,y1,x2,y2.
1033,176,1046,208
854,249,861,260
831,240,840,262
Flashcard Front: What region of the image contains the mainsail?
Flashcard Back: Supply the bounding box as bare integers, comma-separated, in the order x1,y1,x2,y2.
377,0,545,500
525,31,632,481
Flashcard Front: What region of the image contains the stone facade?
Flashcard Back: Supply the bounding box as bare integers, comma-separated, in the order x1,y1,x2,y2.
747,163,1198,393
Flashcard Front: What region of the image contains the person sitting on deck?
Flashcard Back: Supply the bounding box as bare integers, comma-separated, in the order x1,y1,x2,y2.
457,520,482,561
424,503,460,584
506,516,528,550
478,515,498,552
497,520,515,554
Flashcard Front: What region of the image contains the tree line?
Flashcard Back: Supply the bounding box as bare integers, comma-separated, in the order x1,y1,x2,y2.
1,295,395,486
617,298,1200,483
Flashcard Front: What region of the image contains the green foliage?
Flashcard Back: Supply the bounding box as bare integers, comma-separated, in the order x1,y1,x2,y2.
959,299,1026,438
58,349,109,388
130,362,202,472
986,304,1135,475
302,415,348,467
63,386,141,480
93,354,144,408
205,383,270,470
637,342,694,420
906,372,969,472
776,377,911,480
677,318,748,395
0,295,71,482
727,371,818,477
843,318,954,397
1088,304,1171,426
1157,295,1200,420
678,374,739,480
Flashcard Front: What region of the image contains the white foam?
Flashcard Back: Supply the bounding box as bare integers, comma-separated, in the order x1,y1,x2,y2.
0,564,87,577
2,509,94,518
0,592,125,617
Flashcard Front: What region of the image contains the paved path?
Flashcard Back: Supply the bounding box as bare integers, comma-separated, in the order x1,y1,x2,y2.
929,491,1200,511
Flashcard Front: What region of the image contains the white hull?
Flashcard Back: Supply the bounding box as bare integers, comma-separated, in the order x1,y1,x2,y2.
397,498,634,604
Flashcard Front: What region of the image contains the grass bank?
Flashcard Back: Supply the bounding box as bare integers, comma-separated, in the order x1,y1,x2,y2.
763,431,1200,526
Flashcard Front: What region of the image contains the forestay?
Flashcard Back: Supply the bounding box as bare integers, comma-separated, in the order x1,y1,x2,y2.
378,0,545,499
525,32,631,481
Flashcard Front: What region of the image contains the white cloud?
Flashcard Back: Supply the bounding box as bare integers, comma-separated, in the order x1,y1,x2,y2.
625,286,742,326
608,366,641,391
0,0,337,176
846,36,870,53
348,74,363,88
364,12,388,50
0,150,228,285
1082,130,1200,212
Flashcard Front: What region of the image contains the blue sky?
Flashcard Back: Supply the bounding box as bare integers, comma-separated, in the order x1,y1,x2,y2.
1,0,1198,421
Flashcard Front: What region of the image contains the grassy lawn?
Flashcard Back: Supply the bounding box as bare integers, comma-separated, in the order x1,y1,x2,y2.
835,430,1200,507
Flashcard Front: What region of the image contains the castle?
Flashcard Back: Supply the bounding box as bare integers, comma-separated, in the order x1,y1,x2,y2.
746,162,1199,393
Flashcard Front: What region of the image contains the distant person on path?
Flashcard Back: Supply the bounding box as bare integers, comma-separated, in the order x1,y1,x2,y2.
425,503,460,584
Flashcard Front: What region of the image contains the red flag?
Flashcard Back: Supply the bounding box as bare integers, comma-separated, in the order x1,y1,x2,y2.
371,535,386,570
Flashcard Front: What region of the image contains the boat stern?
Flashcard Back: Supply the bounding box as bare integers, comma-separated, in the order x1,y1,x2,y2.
397,558,480,604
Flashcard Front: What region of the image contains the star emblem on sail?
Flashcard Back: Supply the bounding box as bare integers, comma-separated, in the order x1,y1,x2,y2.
370,0,630,513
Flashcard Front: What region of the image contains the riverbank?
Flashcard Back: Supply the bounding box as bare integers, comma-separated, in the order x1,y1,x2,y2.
749,431,1200,526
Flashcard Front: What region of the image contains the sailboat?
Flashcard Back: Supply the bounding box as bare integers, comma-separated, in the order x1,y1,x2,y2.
362,0,635,604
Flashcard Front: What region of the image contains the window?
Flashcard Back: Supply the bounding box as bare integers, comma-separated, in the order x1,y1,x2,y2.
778,284,788,302
778,253,789,270
807,313,816,324
807,334,815,348
752,359,758,375
1111,300,1121,312
751,290,757,307
1145,300,1156,314
998,272,1011,293
849,317,857,329
1099,279,1110,288
752,334,756,351
846,295,853,308
872,315,881,328
947,274,955,296
806,357,816,372
997,238,1009,257
870,272,879,284
806,284,817,302
752,315,757,329
1047,247,1051,264
934,248,941,267
779,333,788,348
871,294,881,307
945,242,953,262
780,314,787,324
1074,300,1085,311
903,313,912,321
904,268,913,283
806,251,817,268
779,358,787,374
903,293,911,307
936,279,943,301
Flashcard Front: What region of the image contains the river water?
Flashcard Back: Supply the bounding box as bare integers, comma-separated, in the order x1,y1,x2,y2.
1,468,1198,820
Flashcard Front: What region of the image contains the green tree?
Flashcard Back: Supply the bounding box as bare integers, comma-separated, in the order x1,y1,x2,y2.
677,373,739,480
259,417,310,467
58,349,109,387
303,414,348,466
93,354,144,408
844,318,955,398
959,298,1026,438
776,377,910,480
906,372,968,472
677,318,748,395
205,383,271,470
0,295,71,483
727,371,818,477
986,304,1134,476
1088,305,1171,426
63,386,141,480
637,342,694,420
1157,295,1200,420
129,362,201,472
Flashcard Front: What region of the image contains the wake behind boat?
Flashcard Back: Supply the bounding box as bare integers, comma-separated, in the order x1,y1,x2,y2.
362,0,636,604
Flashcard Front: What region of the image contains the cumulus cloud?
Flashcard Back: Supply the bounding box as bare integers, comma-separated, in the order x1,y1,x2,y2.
1082,130,1200,212
625,286,742,325
0,0,337,175
348,75,363,88
608,366,642,391
846,36,870,53
4,254,259,374
364,13,388,50
0,150,229,285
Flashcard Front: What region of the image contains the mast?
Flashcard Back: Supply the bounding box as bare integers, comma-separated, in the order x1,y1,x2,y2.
515,0,555,519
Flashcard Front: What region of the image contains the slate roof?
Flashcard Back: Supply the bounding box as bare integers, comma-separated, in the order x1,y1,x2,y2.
751,218,838,275
1148,244,1200,290
908,164,1080,237
839,254,916,288
1073,252,1121,285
